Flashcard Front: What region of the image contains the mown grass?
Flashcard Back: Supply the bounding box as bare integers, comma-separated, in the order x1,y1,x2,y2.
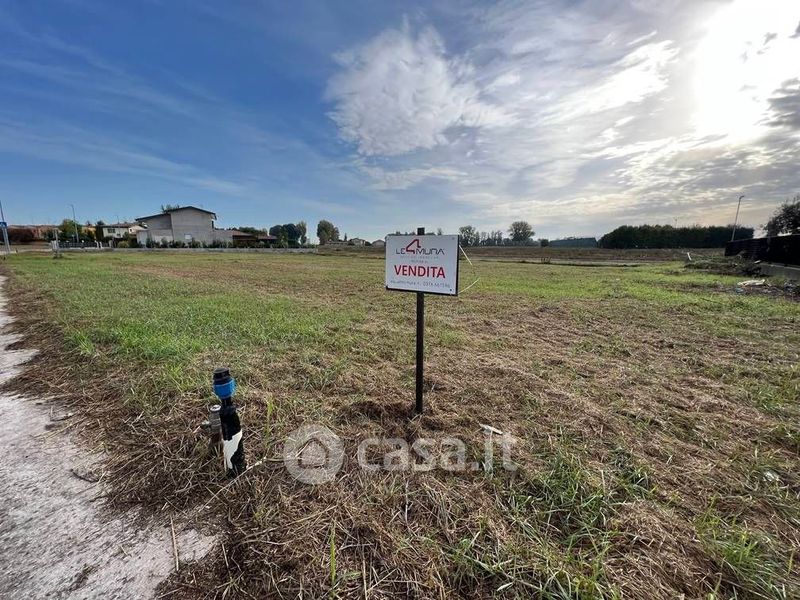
3,251,799,598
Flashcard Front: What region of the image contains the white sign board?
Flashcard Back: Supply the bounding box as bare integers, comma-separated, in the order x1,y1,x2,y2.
385,234,459,296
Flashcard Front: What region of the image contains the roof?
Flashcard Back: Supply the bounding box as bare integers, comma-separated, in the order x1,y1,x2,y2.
136,205,217,221
104,223,137,228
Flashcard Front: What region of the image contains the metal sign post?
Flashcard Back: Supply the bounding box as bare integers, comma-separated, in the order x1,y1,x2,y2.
415,227,425,413
385,228,460,414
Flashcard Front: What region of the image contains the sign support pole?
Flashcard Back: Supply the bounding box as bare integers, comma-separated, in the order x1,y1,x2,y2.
385,227,458,416
415,226,425,414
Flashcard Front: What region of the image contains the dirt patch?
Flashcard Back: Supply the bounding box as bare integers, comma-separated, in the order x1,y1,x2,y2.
0,276,215,599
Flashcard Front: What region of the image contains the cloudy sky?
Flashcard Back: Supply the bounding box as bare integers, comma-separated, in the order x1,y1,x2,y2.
1,0,798,240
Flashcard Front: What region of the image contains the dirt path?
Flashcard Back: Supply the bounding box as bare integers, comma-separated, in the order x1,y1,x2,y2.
0,276,215,599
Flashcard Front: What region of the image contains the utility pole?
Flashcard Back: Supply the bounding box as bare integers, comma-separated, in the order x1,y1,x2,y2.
69,203,79,244
731,195,744,242
0,198,10,256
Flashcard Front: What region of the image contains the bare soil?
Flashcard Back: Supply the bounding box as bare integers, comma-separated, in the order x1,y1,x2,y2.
0,276,215,599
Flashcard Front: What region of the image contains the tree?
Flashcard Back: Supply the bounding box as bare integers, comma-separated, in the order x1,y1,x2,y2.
458,225,480,247
436,228,443,236
283,223,300,244
317,220,339,245
59,219,82,242
237,226,267,236
297,221,308,245
765,195,800,236
509,221,534,244
539,238,550,247
95,220,107,242
161,204,181,213
269,224,289,247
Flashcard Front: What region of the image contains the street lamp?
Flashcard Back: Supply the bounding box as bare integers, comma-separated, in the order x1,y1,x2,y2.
69,203,79,244
731,194,744,242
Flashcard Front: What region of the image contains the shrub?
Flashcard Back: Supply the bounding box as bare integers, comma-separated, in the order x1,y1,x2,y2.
7,227,35,243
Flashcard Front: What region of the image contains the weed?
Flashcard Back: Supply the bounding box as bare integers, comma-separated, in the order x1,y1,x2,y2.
610,447,654,498
697,509,789,599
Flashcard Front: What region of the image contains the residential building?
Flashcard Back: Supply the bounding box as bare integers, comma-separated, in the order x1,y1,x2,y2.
213,229,253,245
371,239,386,248
258,234,278,246
102,223,144,239
136,206,217,245
348,237,367,246
213,229,278,246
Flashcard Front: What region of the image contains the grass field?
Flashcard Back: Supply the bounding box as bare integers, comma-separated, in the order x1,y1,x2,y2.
318,244,724,262
3,251,799,598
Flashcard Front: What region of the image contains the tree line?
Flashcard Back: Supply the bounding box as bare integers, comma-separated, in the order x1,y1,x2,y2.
458,221,536,247
236,221,308,247
598,224,754,249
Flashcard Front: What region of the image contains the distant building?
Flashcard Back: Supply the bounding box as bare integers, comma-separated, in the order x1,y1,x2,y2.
213,229,278,246
136,206,218,245
258,234,278,245
213,229,254,245
371,239,385,248
102,223,144,239
14,225,57,240
549,237,598,248
348,237,367,246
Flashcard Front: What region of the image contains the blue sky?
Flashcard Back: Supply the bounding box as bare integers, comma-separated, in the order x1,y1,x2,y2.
1,0,799,241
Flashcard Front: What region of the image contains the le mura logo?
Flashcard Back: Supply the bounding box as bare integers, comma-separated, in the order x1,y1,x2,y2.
393,238,447,279
395,238,444,256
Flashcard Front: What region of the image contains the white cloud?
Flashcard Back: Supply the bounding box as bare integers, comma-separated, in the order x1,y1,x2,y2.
560,41,679,116
325,23,511,156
